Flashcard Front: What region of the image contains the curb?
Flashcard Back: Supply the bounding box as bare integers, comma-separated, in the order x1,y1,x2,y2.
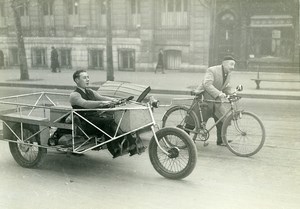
0,82,299,100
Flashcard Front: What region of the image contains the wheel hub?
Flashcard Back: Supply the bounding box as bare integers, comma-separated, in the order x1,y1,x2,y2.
198,128,209,141
19,143,31,152
168,147,180,158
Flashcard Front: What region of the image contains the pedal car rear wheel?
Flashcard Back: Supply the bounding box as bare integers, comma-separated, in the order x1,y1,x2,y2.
9,124,47,168
149,127,197,180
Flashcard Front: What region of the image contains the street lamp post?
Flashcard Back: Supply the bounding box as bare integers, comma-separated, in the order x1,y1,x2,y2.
106,0,114,81
298,0,300,75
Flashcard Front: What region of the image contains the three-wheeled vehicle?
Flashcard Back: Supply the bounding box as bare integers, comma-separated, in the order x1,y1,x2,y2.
0,82,197,179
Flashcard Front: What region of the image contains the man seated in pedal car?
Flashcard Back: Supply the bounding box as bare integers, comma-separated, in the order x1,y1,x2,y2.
69,70,142,157
69,69,117,126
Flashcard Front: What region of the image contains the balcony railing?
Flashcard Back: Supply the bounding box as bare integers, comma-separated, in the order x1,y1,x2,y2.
3,25,140,38
154,28,190,45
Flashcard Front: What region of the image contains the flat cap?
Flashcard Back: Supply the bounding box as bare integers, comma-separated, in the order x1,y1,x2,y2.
223,55,236,62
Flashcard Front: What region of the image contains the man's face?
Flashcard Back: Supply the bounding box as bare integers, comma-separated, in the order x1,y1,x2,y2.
222,60,235,73
75,72,89,88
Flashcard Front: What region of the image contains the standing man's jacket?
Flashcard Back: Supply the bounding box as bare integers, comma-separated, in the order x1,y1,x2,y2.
195,65,232,120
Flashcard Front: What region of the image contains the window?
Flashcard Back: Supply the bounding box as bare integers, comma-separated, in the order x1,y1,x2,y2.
249,15,294,60
88,49,104,69
0,2,4,17
165,50,181,70
96,0,107,28
130,0,140,14
129,0,140,27
59,49,72,67
9,48,19,65
250,28,293,59
161,0,188,27
99,0,106,15
18,2,29,16
32,48,46,67
118,49,135,71
43,0,53,16
67,0,79,15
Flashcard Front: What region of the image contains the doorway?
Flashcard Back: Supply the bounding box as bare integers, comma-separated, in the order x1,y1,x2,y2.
165,50,182,70
214,11,239,64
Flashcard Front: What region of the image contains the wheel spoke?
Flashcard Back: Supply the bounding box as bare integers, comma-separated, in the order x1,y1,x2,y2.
9,126,46,168
156,136,190,173
162,106,199,142
224,112,265,157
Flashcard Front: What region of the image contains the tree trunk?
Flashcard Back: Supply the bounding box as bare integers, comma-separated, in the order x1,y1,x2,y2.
106,0,114,81
11,0,29,80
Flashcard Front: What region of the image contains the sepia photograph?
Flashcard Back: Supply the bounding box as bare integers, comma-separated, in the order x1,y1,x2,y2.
0,0,299,208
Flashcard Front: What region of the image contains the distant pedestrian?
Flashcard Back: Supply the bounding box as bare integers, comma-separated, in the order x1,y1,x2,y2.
51,46,60,73
155,49,165,74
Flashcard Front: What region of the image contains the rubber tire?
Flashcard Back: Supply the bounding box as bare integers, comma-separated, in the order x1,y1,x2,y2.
222,111,266,157
162,105,200,142
9,124,47,168
149,127,197,180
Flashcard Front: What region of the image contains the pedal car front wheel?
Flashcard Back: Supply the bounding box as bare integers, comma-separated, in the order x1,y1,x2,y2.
149,127,197,180
9,124,47,168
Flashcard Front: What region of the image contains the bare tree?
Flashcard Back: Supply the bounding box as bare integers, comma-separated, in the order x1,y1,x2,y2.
10,0,29,80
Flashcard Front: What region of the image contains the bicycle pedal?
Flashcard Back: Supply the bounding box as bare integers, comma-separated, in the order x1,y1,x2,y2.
203,142,209,147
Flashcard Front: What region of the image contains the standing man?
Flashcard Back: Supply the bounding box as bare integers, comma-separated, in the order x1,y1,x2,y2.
155,48,165,74
192,55,236,146
50,46,60,73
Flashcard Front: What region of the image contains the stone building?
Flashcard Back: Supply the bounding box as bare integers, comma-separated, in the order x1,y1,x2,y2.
0,0,298,72
211,0,299,72
0,0,211,72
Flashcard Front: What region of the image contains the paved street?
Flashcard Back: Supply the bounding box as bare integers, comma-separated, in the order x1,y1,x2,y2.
0,87,299,209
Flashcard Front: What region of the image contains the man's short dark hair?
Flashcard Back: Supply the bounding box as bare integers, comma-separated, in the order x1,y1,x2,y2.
73,70,86,82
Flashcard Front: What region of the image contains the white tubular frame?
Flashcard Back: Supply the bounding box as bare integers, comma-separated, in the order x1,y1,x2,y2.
0,92,169,154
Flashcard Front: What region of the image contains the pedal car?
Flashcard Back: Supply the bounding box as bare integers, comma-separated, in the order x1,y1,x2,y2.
0,82,197,180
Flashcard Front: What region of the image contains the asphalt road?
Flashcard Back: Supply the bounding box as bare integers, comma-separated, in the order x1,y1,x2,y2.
0,87,299,209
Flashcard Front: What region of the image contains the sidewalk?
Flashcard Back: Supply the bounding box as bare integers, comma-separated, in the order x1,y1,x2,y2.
0,68,300,100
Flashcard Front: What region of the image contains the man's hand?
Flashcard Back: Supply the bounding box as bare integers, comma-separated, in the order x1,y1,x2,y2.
107,102,116,108
112,98,119,103
191,90,202,96
98,101,115,108
218,92,226,99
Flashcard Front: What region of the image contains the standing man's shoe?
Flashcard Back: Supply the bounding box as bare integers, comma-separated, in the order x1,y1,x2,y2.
217,140,232,146
217,142,226,146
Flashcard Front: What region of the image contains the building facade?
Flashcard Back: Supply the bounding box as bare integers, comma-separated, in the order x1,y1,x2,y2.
0,0,211,72
0,0,299,72
210,0,299,72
